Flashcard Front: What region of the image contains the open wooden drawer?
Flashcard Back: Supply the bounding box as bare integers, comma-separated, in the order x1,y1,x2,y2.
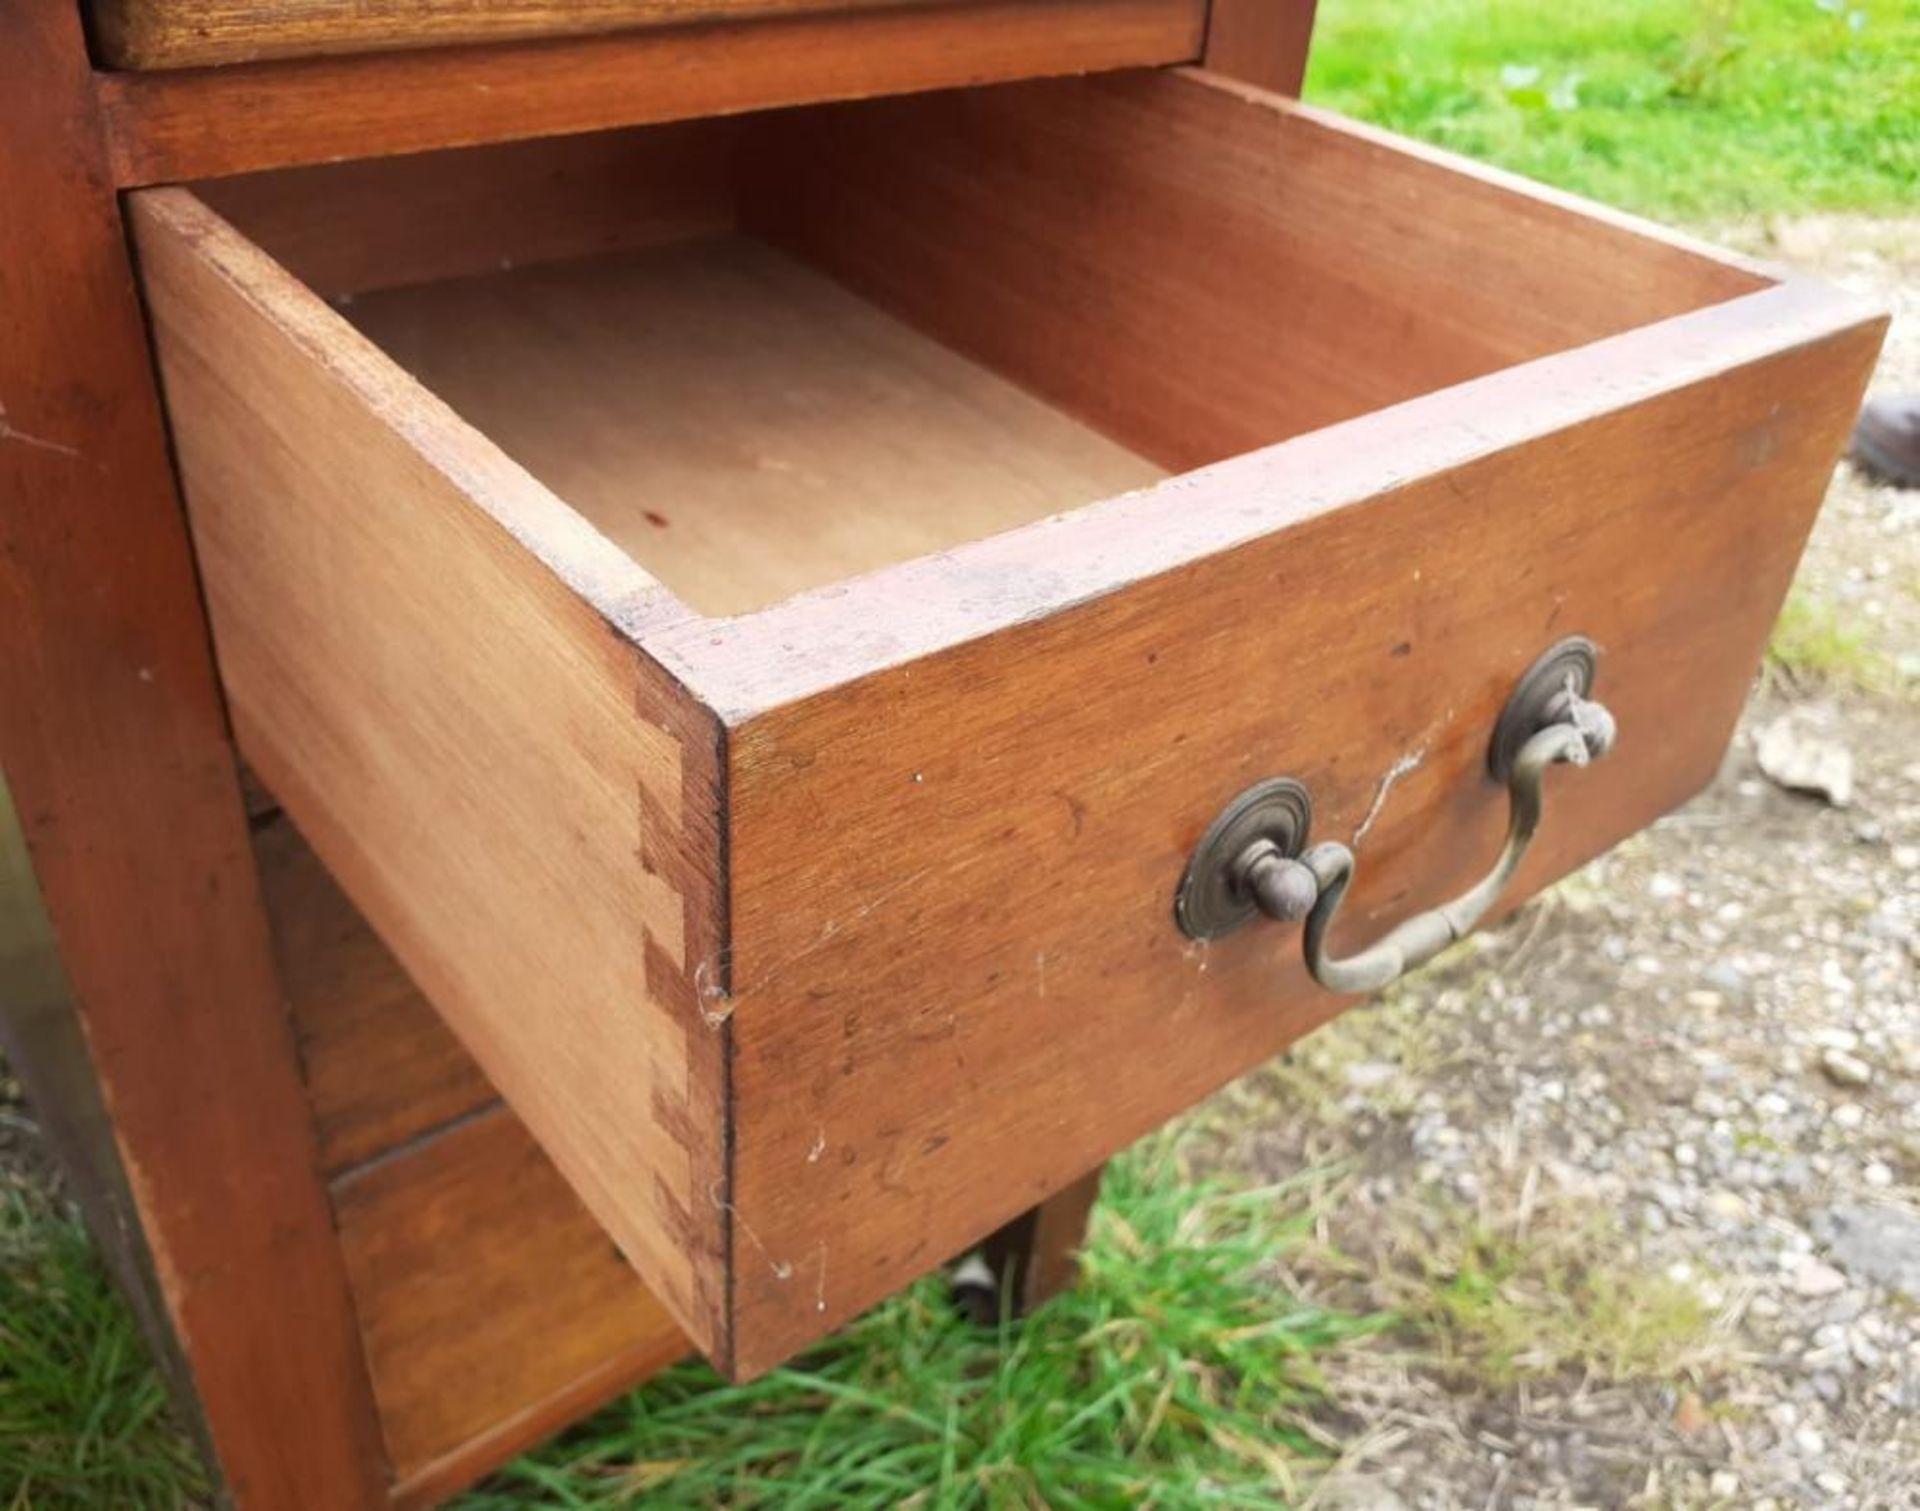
131,67,1883,1380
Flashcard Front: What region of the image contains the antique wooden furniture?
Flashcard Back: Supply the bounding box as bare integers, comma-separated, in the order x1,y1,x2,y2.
0,1,1884,1504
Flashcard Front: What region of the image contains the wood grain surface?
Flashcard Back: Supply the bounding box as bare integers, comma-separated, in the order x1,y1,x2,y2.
252,814,692,1501
0,5,390,1503
254,817,496,1175
98,0,1207,184
1203,0,1319,95
334,1109,690,1502
651,78,1878,1373
345,237,1163,615
744,71,1767,476
130,188,733,1358
94,0,946,68
703,307,1881,1373
200,120,740,299
122,66,1880,1388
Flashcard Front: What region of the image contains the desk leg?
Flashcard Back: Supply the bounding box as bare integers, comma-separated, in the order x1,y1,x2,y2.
980,1165,1106,1316
0,5,389,1505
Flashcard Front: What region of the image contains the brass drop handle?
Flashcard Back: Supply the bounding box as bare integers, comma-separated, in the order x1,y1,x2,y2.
1174,638,1616,994
1294,704,1611,992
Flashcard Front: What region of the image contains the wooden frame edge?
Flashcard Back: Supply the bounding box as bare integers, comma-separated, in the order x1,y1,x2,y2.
131,180,740,1360
0,775,211,1451
94,0,942,71
0,5,391,1504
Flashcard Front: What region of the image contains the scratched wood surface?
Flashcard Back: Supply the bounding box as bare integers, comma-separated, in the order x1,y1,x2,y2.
656,77,1878,1372
704,305,1882,1372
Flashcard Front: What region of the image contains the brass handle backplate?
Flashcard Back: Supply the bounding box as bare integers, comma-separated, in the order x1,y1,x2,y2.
1173,637,1616,994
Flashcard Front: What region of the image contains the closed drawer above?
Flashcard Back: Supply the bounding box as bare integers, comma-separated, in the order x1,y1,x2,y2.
131,67,1884,1379
91,0,1205,68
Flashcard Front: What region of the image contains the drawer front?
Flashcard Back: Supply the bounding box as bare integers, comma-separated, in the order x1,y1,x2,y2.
690,303,1879,1372
133,69,1883,1380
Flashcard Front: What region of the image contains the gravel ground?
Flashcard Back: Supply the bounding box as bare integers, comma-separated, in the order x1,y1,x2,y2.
1213,217,1918,1511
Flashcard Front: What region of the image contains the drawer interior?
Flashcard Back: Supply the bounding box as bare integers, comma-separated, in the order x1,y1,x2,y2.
340,239,1164,617
198,72,1765,619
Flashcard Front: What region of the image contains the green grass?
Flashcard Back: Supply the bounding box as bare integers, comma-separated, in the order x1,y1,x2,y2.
0,1138,1384,1510
1766,588,1896,691
0,1194,209,1509
1307,0,1919,218
1387,1207,1717,1389
461,1142,1385,1509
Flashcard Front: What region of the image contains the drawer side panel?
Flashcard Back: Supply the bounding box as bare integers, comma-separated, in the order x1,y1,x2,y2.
130,188,731,1357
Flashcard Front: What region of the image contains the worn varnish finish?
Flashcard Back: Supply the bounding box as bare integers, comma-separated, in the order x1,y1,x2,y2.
130,189,732,1356
5,2,1387,1500
133,66,1882,1385
95,0,950,68
98,0,1208,185
702,302,1881,1371
0,3,388,1504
